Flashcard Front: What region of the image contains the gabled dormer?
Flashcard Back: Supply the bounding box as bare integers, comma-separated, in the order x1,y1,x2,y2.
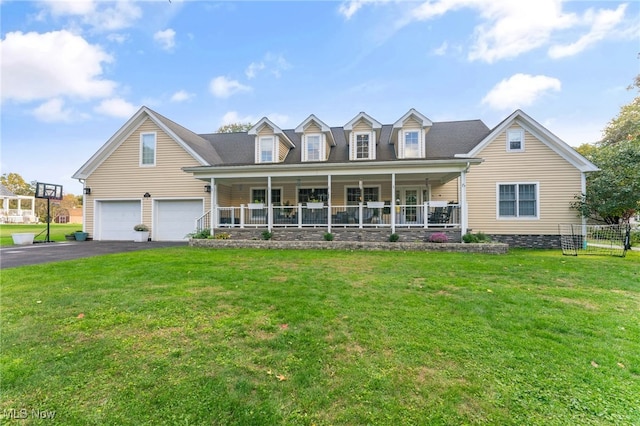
344,112,382,161
294,114,335,162
248,117,295,164
392,108,432,159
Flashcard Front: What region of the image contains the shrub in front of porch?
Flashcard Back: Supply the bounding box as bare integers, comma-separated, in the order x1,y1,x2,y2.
428,232,448,243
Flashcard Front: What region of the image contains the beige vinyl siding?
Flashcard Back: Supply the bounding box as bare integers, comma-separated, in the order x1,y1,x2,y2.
467,127,583,234
84,119,208,236
431,180,459,203
278,137,289,162
306,123,321,133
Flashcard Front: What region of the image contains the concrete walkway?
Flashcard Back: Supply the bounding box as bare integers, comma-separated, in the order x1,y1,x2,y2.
0,241,186,269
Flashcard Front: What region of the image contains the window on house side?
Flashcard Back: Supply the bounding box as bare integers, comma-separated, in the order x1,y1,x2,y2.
356,134,369,159
498,183,537,218
259,137,274,162
306,135,321,161
141,133,156,166
507,130,524,152
404,131,420,158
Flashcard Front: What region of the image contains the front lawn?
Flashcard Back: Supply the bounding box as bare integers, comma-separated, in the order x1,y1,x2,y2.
0,223,80,246
1,248,638,425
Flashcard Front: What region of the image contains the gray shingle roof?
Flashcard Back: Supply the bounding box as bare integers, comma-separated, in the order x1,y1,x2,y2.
192,119,489,166
149,109,223,165
1,183,17,197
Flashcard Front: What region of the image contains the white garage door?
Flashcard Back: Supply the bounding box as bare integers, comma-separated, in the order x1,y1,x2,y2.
155,200,203,241
97,201,141,240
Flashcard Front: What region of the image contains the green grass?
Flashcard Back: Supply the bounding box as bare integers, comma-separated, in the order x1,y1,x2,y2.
1,248,639,425
0,223,80,246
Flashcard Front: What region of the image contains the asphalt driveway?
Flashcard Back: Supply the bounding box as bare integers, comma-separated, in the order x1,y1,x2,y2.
0,241,187,269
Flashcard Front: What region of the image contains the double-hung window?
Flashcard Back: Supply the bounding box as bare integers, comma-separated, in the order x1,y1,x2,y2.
141,133,156,166
259,136,275,163
507,130,524,152
498,183,538,218
356,133,370,159
305,134,322,161
403,130,420,158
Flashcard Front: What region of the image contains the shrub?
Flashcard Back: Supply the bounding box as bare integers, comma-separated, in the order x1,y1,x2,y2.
261,231,273,240
133,224,149,232
389,233,399,242
428,232,448,243
214,232,231,240
186,229,211,239
323,232,334,241
462,232,478,243
463,231,491,243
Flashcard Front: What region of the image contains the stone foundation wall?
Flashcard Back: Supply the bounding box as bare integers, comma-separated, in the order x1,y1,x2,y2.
190,238,509,254
211,228,461,243
488,234,561,249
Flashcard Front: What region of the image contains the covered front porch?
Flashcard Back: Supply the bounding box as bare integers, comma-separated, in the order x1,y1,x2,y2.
188,160,479,237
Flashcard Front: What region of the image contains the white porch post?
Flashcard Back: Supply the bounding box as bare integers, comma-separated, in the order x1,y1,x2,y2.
210,178,217,236
391,173,396,233
267,176,272,231
327,174,332,233
460,168,468,236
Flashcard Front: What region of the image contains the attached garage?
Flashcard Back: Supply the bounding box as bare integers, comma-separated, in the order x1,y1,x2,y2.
95,200,141,240
154,199,203,241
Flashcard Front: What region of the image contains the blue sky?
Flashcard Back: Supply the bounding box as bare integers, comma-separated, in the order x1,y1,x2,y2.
1,0,638,195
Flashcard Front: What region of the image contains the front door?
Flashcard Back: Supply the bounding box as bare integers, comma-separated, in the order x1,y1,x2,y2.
396,188,420,224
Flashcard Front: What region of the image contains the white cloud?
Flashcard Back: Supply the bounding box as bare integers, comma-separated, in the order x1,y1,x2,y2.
266,113,289,126
245,62,265,79
221,111,254,125
482,73,561,111
433,41,448,56
0,30,116,102
548,4,627,59
94,97,138,118
209,76,251,98
170,90,194,103
38,0,142,32
245,53,291,79
32,98,73,123
339,0,366,20
407,0,630,63
107,33,129,44
154,29,176,51
41,0,95,16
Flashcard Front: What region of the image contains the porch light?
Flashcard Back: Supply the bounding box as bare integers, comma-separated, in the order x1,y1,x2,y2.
204,185,212,193
84,187,91,195
143,192,151,198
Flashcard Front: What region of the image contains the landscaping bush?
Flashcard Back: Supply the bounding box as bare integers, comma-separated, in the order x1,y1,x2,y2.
186,229,211,239
389,233,399,242
214,232,231,240
261,231,273,240
463,231,492,243
323,232,334,241
428,232,448,243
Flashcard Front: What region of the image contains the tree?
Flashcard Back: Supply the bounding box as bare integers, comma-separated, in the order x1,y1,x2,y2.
1,172,34,195
217,122,253,133
572,76,640,224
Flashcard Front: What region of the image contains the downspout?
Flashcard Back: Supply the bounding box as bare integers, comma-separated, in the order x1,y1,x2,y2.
460,162,470,236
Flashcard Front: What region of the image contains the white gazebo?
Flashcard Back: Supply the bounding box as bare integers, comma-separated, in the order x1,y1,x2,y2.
1,184,37,223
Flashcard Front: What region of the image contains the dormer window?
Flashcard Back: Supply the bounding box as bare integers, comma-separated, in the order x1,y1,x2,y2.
392,109,431,159
344,112,381,161
356,133,371,159
304,134,322,162
403,130,420,158
507,130,524,152
259,136,275,162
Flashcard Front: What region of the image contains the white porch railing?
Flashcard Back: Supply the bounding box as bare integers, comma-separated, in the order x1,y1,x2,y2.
196,203,460,232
